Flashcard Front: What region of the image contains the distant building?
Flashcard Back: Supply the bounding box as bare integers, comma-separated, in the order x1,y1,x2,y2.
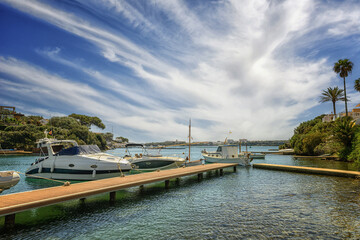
339,104,360,120
0,106,24,121
322,114,336,123
323,104,360,123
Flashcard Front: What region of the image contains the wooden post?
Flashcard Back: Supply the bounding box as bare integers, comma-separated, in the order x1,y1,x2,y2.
175,178,180,185
197,173,203,181
139,185,144,191
80,198,86,203
220,169,224,176
233,166,237,172
165,180,170,189
5,214,15,229
215,169,219,175
109,191,116,203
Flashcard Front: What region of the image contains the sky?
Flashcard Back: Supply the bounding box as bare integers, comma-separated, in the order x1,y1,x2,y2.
1,0,360,143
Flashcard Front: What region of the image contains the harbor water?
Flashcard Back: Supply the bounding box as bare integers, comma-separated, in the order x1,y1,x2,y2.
1,146,360,239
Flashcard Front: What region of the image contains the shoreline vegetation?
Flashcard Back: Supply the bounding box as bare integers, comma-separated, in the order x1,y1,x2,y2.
279,114,360,165
0,110,288,154
0,113,121,152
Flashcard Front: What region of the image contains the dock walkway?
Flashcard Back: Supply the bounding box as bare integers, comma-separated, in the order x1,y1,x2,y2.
253,163,360,178
0,163,237,228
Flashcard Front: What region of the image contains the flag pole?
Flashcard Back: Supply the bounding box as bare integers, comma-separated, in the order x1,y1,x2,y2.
188,118,191,162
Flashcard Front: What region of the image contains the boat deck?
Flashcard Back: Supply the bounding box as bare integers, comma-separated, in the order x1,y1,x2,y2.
0,163,237,219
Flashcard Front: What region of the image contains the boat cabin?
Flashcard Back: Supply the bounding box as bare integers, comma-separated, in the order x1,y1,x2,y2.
216,145,239,158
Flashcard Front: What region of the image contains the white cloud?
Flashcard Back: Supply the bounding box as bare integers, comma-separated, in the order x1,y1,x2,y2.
2,0,360,142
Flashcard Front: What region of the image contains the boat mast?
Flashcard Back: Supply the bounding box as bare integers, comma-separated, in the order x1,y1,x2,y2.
188,118,191,162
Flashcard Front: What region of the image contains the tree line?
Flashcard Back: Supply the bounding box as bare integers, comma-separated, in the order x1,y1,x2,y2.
0,113,125,151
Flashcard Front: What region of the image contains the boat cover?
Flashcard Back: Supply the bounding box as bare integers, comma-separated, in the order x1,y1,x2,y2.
57,145,101,155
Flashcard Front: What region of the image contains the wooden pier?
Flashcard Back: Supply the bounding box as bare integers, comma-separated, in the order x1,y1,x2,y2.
0,163,237,229
253,163,360,178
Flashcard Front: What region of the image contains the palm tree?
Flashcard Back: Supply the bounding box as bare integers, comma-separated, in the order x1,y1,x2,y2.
354,78,360,92
320,87,346,117
333,59,353,116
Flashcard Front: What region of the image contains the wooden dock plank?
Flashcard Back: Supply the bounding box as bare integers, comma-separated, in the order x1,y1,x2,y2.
253,163,360,178
0,163,237,217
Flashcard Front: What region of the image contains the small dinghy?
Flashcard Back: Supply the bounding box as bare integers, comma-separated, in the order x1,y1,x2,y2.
0,171,20,193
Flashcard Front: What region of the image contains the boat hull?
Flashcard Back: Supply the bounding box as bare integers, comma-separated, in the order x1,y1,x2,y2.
0,171,20,192
130,157,185,172
25,154,132,181
25,170,129,181
203,155,251,166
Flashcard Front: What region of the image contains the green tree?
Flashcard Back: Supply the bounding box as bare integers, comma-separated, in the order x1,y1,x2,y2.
333,117,357,160
354,78,360,92
115,136,129,143
103,132,114,142
319,86,345,116
333,59,353,116
68,114,105,129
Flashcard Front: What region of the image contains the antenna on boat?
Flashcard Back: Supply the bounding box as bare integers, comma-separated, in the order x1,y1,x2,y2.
188,118,191,162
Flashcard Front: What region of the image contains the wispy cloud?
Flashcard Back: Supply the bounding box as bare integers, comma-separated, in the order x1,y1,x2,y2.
1,0,360,141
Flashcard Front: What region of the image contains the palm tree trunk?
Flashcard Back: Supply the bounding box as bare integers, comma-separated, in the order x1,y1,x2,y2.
343,76,348,116
332,100,336,117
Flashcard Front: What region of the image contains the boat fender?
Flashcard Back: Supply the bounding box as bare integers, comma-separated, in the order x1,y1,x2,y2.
51,162,55,173
92,169,96,178
38,163,43,173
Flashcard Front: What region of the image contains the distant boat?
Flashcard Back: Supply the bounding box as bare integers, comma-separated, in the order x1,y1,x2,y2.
26,138,132,181
124,143,186,171
239,152,265,159
0,171,20,193
201,145,251,166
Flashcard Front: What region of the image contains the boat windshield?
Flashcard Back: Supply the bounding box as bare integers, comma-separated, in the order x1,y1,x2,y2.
56,145,101,155
216,146,222,152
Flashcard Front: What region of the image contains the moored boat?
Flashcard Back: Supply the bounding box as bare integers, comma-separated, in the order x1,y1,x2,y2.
0,171,20,193
124,143,186,171
201,145,251,166
26,138,132,180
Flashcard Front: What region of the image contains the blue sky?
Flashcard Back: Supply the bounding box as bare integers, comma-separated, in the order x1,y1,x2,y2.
1,0,360,142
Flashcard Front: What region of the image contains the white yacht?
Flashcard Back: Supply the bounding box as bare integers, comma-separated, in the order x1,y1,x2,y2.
124,144,186,171
26,138,132,180
201,145,251,166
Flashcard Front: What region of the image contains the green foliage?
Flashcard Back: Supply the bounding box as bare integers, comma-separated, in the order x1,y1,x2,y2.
289,114,360,162
115,136,129,143
0,113,118,151
68,113,105,129
354,78,360,92
332,117,357,160
0,125,46,150
348,131,360,164
290,115,335,155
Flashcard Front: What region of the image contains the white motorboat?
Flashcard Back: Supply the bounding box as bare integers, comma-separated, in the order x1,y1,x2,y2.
26,138,132,180
124,144,186,171
0,171,20,193
201,145,251,166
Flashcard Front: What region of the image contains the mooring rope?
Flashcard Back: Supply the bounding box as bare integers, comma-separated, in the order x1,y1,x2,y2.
18,171,71,186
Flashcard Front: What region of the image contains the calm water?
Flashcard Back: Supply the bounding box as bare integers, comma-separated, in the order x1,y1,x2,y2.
1,146,360,239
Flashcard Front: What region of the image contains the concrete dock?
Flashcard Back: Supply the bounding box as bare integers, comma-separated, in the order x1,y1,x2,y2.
0,163,237,229
253,163,360,178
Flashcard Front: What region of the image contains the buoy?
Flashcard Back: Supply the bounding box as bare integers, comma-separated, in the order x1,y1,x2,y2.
92,169,96,178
